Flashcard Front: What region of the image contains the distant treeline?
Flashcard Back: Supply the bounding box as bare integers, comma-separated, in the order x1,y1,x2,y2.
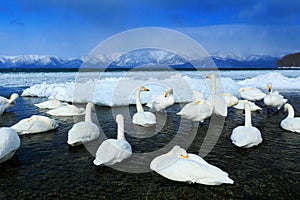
277,52,300,67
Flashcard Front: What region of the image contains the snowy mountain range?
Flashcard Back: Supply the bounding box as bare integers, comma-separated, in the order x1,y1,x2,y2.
0,50,280,70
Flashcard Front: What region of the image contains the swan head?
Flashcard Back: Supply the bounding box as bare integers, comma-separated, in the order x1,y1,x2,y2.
170,146,189,159
283,103,292,113
9,93,19,102
137,85,149,92
206,74,215,79
116,114,124,124
195,100,201,105
165,88,173,97
267,83,272,93
86,102,96,111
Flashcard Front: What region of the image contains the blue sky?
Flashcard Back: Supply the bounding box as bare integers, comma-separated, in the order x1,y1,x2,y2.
0,0,299,57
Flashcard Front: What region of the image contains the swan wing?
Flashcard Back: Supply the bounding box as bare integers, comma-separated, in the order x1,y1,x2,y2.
11,115,58,134
133,112,156,126
281,118,300,133
154,156,233,185
94,139,132,166
231,126,262,148
0,128,20,163
67,122,100,145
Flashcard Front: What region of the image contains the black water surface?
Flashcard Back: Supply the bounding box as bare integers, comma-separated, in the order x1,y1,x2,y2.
0,88,299,199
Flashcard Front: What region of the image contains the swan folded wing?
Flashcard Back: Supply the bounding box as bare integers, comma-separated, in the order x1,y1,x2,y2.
231,126,262,148
11,116,58,134
233,101,262,111
94,139,132,166
35,99,64,109
156,157,233,185
147,95,174,111
0,128,20,161
68,122,100,145
240,88,266,101
281,118,300,133
177,103,199,120
133,112,156,126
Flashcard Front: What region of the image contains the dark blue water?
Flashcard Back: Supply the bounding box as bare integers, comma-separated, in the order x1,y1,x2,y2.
0,87,299,199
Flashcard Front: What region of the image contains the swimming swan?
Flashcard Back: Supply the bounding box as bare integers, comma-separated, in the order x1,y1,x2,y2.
263,83,287,110
0,93,19,115
150,146,234,185
132,86,156,127
239,87,266,101
93,114,132,166
11,115,58,135
67,102,100,146
146,88,175,111
230,102,263,148
47,104,85,116
35,99,67,109
220,93,239,107
207,74,227,116
233,100,262,111
177,100,213,123
280,103,300,133
0,127,20,164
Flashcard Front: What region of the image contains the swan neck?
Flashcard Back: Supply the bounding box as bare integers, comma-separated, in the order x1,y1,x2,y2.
286,105,295,118
210,76,216,95
136,90,144,113
244,104,252,127
85,104,93,122
117,118,125,140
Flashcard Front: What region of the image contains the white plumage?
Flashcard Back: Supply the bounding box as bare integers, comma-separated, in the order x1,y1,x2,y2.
34,99,67,109
67,102,100,146
207,74,227,117
47,104,85,116
0,93,19,115
94,114,132,166
11,115,58,135
177,100,213,123
233,100,262,111
239,87,266,101
132,86,156,127
0,127,20,164
146,88,175,111
280,103,300,133
231,102,263,148
150,146,234,185
263,83,287,110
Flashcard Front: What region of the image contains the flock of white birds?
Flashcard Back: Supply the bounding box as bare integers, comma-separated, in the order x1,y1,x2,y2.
0,74,299,186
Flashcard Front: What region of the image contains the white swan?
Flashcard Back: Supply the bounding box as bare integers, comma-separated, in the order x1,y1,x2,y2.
47,104,85,116
207,74,227,116
0,93,19,115
146,88,175,111
220,93,239,107
35,99,67,109
67,102,100,146
280,103,300,133
150,146,234,185
230,102,263,148
263,83,287,110
132,86,156,127
233,100,262,111
239,87,266,101
177,100,213,123
11,115,58,135
0,127,20,164
94,114,132,166
192,90,205,101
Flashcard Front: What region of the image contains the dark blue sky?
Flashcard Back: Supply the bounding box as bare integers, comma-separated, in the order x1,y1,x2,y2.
0,0,299,57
